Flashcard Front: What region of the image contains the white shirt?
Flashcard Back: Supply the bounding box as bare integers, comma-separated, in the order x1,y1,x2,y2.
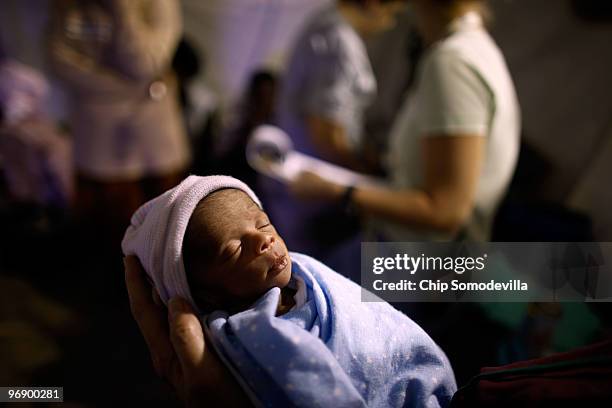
381,12,520,241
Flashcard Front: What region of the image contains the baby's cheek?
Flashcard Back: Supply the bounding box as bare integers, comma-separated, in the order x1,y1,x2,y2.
277,235,289,252
234,266,268,294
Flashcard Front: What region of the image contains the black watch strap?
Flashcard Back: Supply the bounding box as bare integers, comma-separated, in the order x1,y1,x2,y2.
341,185,356,216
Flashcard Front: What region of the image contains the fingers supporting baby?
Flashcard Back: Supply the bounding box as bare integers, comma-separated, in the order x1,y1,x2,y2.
125,256,252,406
168,297,206,381
167,298,253,406
124,256,179,382
167,299,254,407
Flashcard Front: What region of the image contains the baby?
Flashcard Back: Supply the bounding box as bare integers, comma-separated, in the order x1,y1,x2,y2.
122,175,456,407
181,187,297,316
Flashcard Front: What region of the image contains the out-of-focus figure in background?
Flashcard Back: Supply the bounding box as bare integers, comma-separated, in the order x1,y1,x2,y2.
47,0,190,249
218,69,278,189
279,1,376,169
0,53,73,209
292,0,520,243
172,37,219,176
262,0,405,274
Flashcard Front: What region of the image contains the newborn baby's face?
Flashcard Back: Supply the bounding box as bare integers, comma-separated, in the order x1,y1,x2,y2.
184,189,292,311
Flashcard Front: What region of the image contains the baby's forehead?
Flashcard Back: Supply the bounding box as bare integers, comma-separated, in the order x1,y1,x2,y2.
194,188,264,230
203,188,259,211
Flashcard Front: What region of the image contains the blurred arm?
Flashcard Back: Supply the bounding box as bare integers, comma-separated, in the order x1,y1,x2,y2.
306,115,369,171
107,0,181,80
47,2,142,97
351,134,485,234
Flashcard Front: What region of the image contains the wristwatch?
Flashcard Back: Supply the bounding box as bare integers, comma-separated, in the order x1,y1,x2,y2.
341,185,357,216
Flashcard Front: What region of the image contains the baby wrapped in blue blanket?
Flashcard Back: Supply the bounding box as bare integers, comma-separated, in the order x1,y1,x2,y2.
122,176,456,407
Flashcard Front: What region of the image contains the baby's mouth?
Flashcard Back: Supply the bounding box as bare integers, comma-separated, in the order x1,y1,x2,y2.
269,254,289,275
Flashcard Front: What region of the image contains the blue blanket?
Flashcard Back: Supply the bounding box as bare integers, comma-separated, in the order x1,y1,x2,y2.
205,252,456,407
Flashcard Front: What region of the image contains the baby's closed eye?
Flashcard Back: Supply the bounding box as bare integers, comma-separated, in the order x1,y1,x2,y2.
256,215,273,230
221,240,242,261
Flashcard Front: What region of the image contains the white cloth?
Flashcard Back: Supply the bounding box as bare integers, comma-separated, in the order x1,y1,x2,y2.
380,12,521,241
121,175,262,311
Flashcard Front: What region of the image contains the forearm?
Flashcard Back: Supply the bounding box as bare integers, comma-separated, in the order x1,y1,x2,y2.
293,136,482,235
307,115,372,172
313,137,364,171
352,135,485,233
49,42,141,97
47,14,143,98
108,0,181,80
352,185,466,234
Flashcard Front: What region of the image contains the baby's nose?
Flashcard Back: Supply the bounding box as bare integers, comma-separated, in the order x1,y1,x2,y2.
254,232,275,255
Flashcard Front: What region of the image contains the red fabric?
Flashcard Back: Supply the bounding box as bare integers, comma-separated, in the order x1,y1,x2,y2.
451,340,612,407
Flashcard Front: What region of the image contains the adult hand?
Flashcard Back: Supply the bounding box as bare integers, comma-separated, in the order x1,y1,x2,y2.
289,171,345,202
124,256,252,407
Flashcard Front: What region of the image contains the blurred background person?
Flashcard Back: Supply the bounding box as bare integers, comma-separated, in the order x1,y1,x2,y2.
0,36,80,396
262,0,406,275
216,69,278,189
278,0,383,168
47,0,190,253
172,36,219,176
0,47,73,210
292,0,520,244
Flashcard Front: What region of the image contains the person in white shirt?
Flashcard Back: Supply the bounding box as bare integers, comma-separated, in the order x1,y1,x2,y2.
292,0,520,242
